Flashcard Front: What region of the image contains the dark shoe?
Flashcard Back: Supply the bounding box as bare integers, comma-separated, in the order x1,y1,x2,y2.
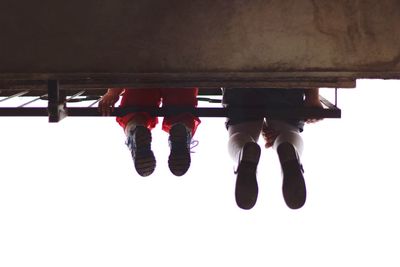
168,124,192,176
235,142,261,210
277,142,306,209
126,126,156,177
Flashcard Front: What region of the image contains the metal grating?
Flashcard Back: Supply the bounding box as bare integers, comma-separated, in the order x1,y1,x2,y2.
0,80,341,122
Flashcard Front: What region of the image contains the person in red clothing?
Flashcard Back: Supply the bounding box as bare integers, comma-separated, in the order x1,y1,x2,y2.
99,88,201,177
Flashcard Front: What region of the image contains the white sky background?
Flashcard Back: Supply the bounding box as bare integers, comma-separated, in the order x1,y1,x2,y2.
0,79,399,267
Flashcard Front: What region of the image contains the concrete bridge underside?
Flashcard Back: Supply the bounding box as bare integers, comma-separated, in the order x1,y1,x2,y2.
0,0,399,89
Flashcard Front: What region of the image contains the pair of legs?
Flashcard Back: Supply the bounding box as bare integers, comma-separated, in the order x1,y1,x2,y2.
227,118,306,210
228,119,304,163
223,88,307,209
116,88,201,177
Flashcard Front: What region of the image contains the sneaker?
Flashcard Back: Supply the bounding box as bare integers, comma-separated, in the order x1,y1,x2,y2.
126,126,156,177
235,142,261,210
168,124,192,176
277,142,306,209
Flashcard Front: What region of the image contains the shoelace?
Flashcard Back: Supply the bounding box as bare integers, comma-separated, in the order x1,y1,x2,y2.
125,135,134,151
190,139,199,153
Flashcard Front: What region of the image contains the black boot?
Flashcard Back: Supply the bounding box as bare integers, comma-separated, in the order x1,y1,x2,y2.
235,142,261,210
277,142,306,209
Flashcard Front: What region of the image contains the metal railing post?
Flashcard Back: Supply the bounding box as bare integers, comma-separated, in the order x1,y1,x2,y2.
47,80,67,122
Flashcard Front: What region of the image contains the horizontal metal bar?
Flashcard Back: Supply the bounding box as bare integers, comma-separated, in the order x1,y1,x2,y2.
111,107,341,119
0,106,341,119
0,108,49,116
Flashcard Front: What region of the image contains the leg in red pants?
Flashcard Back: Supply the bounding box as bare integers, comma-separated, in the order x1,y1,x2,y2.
160,88,201,136
116,88,161,132
116,88,161,177
158,88,201,176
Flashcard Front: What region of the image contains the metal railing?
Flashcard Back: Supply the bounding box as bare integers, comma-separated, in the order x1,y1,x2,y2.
0,81,341,122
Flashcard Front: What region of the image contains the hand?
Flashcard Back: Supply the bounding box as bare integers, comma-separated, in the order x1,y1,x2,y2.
304,99,324,124
98,90,121,116
261,122,280,148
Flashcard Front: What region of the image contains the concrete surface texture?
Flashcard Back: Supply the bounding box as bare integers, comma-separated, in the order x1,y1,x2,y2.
0,0,399,77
